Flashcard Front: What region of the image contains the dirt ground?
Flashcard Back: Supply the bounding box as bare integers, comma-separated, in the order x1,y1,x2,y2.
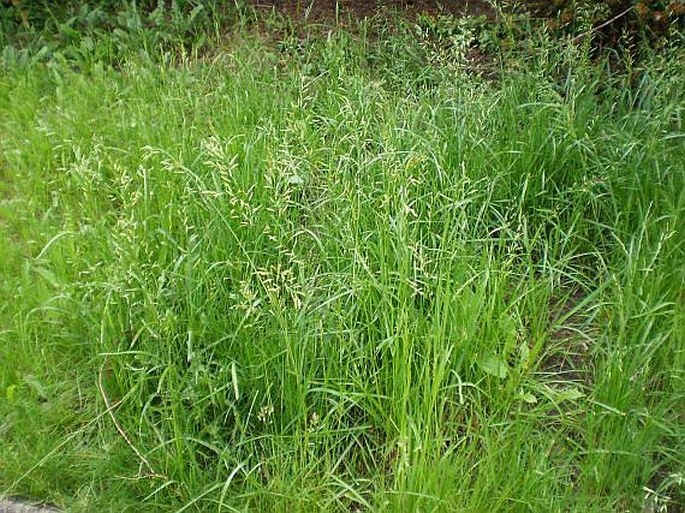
248,0,496,24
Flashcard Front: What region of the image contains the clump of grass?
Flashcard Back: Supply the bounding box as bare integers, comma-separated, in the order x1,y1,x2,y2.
1,7,683,512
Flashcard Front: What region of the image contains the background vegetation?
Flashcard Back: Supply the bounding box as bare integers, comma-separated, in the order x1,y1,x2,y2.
1,1,683,511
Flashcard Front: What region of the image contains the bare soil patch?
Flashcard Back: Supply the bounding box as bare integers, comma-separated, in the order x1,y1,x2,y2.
248,0,496,25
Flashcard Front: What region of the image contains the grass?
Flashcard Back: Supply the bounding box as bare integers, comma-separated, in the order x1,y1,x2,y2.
0,4,684,511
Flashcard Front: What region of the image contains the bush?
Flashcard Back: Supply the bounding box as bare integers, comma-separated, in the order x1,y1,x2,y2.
1,1,240,67
528,0,684,47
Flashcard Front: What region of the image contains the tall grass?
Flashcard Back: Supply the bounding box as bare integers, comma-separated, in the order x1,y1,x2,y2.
0,10,683,512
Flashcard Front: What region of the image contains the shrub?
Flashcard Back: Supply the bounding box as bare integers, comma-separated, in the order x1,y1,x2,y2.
528,0,684,47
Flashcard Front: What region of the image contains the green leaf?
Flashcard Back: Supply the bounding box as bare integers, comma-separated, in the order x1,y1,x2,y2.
519,392,538,404
556,387,584,402
480,355,508,379
33,266,60,288
6,385,18,401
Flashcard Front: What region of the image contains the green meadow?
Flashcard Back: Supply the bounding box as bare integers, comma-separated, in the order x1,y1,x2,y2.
0,4,683,511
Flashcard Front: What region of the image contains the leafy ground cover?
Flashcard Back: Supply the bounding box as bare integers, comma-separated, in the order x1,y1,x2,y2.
0,3,683,512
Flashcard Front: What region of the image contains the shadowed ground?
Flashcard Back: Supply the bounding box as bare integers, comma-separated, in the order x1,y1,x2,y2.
249,0,496,23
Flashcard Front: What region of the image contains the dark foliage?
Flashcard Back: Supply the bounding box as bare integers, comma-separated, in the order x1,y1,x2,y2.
527,0,684,48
